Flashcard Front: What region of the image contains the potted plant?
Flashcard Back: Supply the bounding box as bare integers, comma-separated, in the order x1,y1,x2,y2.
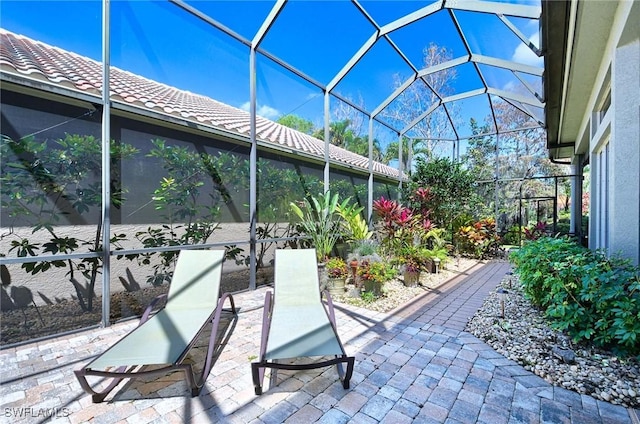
402,258,422,287
337,200,374,278
347,239,380,279
357,259,395,297
325,257,348,297
400,245,429,286
423,227,449,272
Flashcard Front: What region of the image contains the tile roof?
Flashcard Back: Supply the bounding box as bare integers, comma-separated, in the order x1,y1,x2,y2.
0,29,401,179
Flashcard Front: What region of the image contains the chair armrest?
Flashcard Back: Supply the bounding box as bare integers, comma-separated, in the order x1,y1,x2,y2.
139,293,168,325
258,291,273,360
322,290,338,328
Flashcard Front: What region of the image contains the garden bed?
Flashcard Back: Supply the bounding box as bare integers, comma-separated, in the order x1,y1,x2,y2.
467,277,640,408
332,257,478,312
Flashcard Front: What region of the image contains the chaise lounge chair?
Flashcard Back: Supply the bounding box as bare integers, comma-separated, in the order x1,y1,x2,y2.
251,249,354,395
75,249,237,403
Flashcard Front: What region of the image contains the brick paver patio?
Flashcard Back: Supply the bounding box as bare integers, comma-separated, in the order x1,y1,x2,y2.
1,260,636,423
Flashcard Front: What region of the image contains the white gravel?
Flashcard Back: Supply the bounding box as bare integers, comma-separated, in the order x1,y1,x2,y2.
465,275,640,408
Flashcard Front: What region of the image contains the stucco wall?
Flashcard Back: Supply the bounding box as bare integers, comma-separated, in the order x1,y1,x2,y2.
1,222,279,309
610,38,640,265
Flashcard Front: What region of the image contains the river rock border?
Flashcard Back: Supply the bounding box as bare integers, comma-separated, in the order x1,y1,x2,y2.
465,276,640,408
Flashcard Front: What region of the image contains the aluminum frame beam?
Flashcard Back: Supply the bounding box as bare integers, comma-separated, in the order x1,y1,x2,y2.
445,0,541,19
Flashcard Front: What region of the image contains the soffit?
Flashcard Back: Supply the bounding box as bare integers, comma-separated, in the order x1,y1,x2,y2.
560,1,618,146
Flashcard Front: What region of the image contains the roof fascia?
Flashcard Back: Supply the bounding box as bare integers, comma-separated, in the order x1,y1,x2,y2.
541,0,573,154
0,73,100,109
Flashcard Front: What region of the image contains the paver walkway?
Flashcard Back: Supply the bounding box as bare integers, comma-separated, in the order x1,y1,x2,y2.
1,260,636,423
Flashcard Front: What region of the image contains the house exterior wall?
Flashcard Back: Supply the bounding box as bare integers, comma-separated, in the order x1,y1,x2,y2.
585,6,640,265
609,37,640,264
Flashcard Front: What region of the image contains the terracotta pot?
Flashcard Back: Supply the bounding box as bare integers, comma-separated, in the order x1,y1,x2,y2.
349,259,359,281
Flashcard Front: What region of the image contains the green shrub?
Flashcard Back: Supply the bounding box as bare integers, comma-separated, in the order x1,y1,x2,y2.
456,217,502,259
502,225,523,246
510,237,640,356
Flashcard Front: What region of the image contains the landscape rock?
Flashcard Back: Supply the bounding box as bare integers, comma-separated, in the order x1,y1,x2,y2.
466,274,640,408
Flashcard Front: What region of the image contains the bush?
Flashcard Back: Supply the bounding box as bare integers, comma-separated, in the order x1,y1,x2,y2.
456,217,502,259
510,237,640,356
503,225,523,245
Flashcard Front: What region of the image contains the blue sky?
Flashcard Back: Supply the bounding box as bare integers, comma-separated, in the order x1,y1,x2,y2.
0,0,542,142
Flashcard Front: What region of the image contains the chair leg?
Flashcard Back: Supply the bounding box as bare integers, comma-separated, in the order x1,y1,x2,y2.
74,366,129,403
197,293,237,392
251,362,264,395
181,364,201,397
252,291,272,396
336,356,355,389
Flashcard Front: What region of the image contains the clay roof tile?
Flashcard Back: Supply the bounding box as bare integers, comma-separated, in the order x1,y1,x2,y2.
0,29,401,179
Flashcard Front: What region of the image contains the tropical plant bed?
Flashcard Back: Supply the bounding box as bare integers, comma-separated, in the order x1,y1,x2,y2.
332,257,478,313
